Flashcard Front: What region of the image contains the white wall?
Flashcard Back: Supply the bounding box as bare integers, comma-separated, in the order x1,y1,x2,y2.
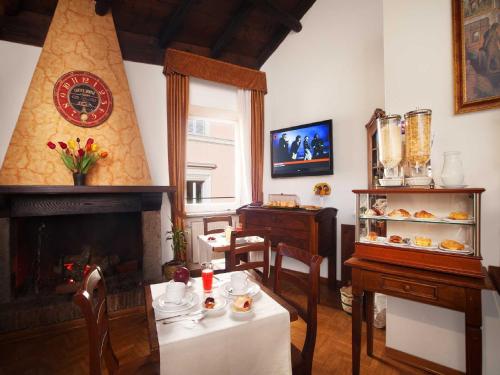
383,1,500,373
261,0,385,277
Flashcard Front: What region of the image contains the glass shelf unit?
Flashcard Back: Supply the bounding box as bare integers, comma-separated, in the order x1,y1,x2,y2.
353,188,484,257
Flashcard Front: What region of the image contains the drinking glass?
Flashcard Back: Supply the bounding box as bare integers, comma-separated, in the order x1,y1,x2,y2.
201,262,214,292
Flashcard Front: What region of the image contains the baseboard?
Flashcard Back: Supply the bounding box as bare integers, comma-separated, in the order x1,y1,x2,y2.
384,346,464,375
0,305,145,345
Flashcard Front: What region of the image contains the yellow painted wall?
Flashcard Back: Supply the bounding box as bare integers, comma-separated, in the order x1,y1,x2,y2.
0,0,151,185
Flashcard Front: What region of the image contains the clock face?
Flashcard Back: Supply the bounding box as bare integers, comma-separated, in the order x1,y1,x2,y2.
53,71,113,127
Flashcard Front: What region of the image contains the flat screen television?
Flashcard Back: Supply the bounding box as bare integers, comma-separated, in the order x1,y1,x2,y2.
270,119,333,178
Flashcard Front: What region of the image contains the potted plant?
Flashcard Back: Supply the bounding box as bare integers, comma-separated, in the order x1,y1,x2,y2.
47,137,108,186
162,221,188,281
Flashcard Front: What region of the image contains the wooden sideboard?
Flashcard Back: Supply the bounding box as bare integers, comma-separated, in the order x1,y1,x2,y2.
236,205,338,288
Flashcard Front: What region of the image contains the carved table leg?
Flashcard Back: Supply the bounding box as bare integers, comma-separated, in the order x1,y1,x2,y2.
365,291,374,357
465,288,482,375
351,269,364,375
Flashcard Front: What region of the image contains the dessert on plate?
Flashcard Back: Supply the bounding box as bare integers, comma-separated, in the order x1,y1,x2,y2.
414,236,432,247
440,239,465,251
232,295,253,312
414,210,436,219
204,296,216,309
448,211,469,220
388,209,411,218
389,235,403,244
366,231,378,241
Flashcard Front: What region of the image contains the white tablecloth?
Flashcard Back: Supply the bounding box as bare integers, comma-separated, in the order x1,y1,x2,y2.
150,273,292,375
197,234,265,265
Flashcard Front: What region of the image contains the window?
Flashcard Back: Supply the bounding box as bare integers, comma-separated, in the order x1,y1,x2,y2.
185,108,238,214
188,119,208,136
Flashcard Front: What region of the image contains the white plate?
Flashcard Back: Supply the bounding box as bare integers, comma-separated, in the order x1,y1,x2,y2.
384,215,409,221
360,215,384,220
201,296,227,313
437,243,474,255
438,184,468,188
220,281,261,298
361,236,386,244
384,239,408,246
407,177,432,186
230,302,254,317
410,240,438,250
442,217,474,224
153,292,199,313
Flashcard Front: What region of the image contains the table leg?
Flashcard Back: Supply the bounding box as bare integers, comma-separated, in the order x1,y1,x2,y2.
465,288,482,375
351,269,364,375
365,291,374,357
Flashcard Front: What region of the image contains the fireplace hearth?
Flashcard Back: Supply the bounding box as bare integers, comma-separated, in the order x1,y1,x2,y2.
0,185,175,333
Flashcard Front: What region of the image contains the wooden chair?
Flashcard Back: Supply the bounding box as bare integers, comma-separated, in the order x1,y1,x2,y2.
228,229,271,286
73,266,159,375
203,215,232,235
274,243,323,375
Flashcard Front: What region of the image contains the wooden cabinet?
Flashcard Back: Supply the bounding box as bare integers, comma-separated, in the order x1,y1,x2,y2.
236,205,338,288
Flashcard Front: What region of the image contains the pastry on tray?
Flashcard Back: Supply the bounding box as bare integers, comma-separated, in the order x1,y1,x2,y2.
389,235,403,244
388,209,411,218
366,232,378,241
440,239,465,251
414,236,432,247
414,210,436,219
232,295,253,312
448,211,469,220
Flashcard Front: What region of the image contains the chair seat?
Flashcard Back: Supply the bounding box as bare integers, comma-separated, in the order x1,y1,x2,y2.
119,355,160,375
291,343,305,375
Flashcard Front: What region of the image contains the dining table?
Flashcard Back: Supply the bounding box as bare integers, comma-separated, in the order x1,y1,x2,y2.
197,232,265,267
144,272,298,375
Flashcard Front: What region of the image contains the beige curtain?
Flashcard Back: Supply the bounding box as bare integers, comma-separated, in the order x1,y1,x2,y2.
167,72,189,230
251,90,265,203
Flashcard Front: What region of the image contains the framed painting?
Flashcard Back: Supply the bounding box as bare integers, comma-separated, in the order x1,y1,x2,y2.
452,0,500,113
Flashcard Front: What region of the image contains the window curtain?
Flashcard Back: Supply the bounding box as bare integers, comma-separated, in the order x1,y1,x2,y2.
251,90,265,203
235,89,252,206
167,72,189,230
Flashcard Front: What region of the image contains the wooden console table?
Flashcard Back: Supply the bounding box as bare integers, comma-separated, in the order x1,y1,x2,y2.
346,257,492,375
237,205,338,288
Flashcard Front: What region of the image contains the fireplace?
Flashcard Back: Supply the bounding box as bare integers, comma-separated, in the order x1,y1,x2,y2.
0,185,174,332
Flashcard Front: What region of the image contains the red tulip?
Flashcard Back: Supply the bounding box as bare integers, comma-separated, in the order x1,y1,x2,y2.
100,151,108,158
86,138,94,145
47,141,56,149
58,141,67,149
78,149,84,157
85,143,91,151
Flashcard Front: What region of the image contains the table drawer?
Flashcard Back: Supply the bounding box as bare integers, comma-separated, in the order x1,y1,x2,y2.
362,272,466,310
245,223,310,251
380,276,437,300
245,212,309,231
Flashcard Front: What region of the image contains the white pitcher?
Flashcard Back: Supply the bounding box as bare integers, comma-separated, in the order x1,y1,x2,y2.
440,151,464,186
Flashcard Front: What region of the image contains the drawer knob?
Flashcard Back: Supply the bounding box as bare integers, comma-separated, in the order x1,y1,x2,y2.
403,284,411,292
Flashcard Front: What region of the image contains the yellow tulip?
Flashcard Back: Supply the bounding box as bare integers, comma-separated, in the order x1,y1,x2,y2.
91,143,98,152
68,140,76,150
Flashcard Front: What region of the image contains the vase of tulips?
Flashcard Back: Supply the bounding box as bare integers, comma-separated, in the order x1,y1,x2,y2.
47,137,108,186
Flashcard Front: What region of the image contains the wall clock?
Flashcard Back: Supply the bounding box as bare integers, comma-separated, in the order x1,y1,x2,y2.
53,71,113,127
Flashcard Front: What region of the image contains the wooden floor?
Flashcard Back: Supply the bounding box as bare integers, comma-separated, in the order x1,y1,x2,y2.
0,284,425,375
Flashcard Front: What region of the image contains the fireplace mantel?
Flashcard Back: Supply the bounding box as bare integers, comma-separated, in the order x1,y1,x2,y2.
0,185,176,217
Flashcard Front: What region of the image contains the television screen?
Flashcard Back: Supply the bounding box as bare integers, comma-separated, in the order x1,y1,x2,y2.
271,119,333,178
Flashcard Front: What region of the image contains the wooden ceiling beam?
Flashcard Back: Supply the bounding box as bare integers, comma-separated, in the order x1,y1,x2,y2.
94,0,112,16
158,0,196,48
254,0,302,32
211,0,253,58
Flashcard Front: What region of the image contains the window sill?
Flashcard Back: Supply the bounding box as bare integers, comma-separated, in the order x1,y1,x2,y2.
185,210,236,219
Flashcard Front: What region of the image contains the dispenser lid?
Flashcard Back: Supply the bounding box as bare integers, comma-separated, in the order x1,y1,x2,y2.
404,109,432,118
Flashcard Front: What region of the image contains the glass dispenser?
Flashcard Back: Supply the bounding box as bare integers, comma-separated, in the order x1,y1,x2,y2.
376,114,403,182
404,109,432,177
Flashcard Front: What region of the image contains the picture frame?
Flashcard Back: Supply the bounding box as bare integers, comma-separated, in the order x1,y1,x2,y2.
452,0,500,114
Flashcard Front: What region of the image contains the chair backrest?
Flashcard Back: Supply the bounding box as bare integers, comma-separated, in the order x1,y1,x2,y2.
274,243,323,374
203,216,233,235
229,229,270,286
73,266,119,375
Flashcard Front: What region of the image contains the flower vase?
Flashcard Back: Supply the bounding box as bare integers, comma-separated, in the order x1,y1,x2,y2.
73,173,86,186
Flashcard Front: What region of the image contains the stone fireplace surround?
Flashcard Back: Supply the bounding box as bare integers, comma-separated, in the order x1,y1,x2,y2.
0,185,175,332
